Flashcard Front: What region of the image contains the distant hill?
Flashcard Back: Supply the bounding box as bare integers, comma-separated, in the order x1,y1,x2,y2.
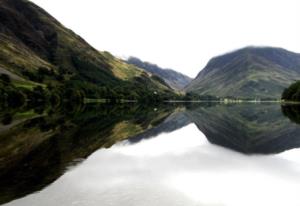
186,47,300,99
127,57,192,90
0,0,175,101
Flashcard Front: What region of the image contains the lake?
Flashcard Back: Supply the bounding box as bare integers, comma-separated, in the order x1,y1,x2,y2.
1,103,300,206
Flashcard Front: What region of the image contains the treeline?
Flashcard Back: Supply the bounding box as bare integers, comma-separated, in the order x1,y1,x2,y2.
183,92,278,101
68,56,178,102
184,92,220,101
0,52,185,107
0,73,183,108
282,81,300,101
3,71,271,108
0,73,84,108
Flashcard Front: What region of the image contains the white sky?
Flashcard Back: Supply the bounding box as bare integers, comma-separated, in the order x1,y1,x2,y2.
31,0,300,78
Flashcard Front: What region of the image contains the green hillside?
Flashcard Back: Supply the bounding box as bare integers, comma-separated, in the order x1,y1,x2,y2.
0,0,176,104
186,47,300,99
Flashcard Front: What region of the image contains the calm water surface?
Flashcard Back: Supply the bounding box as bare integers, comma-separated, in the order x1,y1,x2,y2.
1,103,300,206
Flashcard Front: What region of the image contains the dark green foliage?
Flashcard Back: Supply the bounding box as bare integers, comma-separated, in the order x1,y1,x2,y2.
20,86,46,105
71,55,119,86
20,68,57,83
1,113,12,125
0,81,86,108
151,75,171,89
282,81,300,101
281,105,300,124
184,92,220,101
21,70,44,82
0,74,11,85
0,83,25,108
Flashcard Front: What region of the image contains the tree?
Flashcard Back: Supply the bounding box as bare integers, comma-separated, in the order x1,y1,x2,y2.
0,74,11,85
282,81,300,101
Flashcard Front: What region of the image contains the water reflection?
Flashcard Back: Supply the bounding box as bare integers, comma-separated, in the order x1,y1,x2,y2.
4,124,300,206
1,103,300,205
187,103,300,154
0,104,178,204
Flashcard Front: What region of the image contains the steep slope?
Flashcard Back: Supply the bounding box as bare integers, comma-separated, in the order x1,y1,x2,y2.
127,57,192,90
0,0,174,99
186,47,300,99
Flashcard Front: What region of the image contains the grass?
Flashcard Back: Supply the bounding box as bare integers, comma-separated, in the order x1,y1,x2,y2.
0,35,54,73
13,80,45,90
14,110,38,119
101,51,144,80
84,98,108,104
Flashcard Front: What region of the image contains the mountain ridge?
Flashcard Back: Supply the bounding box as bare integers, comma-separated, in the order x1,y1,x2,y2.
0,0,176,101
127,57,192,90
186,46,300,99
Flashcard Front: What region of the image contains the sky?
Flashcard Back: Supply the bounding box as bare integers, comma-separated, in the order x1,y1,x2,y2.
30,0,300,78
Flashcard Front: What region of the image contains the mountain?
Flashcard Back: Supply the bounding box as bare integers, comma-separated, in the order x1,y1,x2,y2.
127,57,192,90
0,0,175,101
186,104,300,154
186,47,300,99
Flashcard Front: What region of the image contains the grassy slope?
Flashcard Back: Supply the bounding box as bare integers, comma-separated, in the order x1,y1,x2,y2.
186,47,300,99
0,0,174,97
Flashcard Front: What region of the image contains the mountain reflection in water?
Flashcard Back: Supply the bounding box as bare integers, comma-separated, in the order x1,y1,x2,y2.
1,103,300,206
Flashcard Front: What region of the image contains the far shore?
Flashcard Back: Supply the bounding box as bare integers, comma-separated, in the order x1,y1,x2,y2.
83,98,300,105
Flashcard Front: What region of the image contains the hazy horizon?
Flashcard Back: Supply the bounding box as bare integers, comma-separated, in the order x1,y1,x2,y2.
30,0,300,78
